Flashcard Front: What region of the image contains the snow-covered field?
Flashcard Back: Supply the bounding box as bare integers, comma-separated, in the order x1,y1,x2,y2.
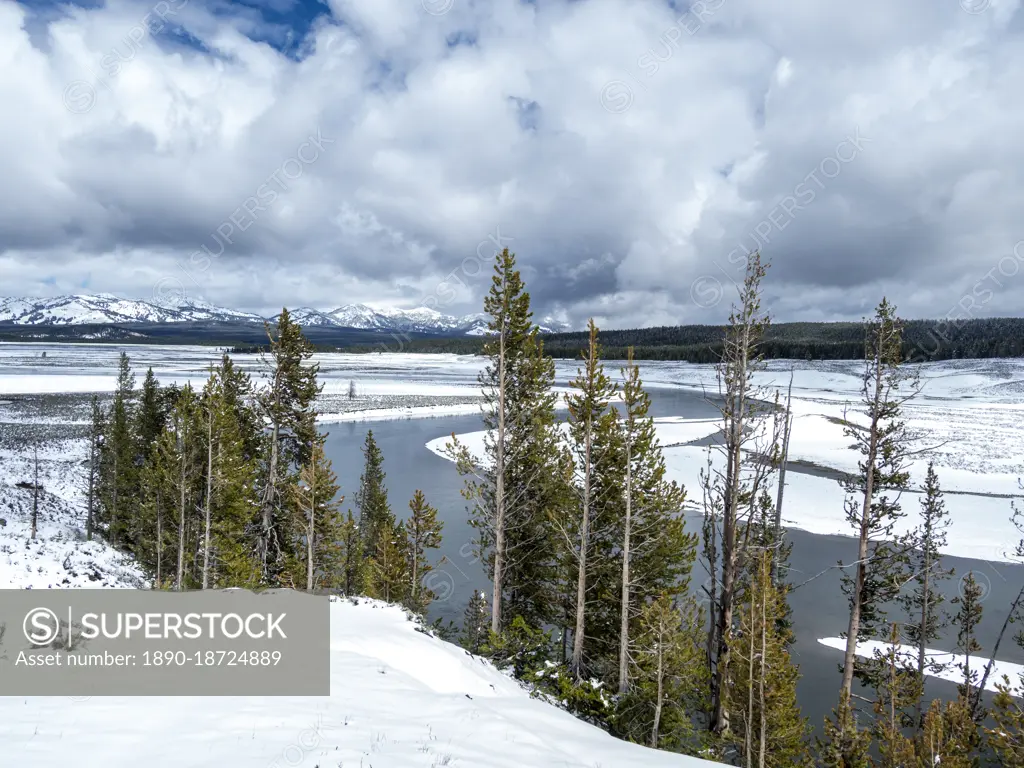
431,357,1024,565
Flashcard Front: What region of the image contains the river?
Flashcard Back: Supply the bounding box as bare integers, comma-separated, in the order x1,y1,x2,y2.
322,385,1024,731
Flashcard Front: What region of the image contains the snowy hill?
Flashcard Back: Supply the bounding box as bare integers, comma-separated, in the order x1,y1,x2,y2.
0,296,572,335
0,435,716,766
0,595,720,767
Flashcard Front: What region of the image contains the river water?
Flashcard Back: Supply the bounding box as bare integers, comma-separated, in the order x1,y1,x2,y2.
322,386,1024,731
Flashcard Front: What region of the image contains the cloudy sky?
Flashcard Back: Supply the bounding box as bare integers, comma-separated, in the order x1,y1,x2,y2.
1,0,1022,328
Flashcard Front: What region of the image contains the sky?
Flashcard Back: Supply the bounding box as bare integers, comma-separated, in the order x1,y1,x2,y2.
1,0,1023,329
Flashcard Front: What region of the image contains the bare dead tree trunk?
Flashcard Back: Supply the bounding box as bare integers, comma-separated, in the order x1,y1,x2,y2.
259,418,281,580
713,314,752,737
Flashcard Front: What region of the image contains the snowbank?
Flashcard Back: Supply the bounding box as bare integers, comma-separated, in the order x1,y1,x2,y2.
817,637,1024,696
0,597,721,767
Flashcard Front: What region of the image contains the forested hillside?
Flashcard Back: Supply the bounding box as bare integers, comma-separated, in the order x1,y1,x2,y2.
338,317,1024,362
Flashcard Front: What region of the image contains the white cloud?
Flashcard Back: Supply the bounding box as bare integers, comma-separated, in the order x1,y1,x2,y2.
0,0,1022,327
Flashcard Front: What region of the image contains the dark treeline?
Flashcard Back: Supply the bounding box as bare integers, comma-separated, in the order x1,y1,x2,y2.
80,250,1024,766
334,317,1024,363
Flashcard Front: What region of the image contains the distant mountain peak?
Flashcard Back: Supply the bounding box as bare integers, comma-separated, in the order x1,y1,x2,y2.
0,295,572,336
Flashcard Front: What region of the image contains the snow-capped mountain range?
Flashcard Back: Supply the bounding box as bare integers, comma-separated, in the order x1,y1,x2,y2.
0,295,571,335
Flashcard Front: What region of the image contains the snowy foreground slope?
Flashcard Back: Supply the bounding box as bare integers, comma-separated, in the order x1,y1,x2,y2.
1,597,720,767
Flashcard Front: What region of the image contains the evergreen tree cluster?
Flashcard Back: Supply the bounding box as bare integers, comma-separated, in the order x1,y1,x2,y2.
442,247,1024,766
84,311,444,614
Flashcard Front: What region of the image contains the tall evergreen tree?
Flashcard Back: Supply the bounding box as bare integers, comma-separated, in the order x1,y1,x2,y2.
255,309,322,584
155,384,202,591
136,368,165,457
202,360,261,588
918,697,980,767
289,437,344,591
820,691,872,768
898,461,954,726
98,351,136,548
834,298,916,753
615,348,694,693
727,550,810,767
355,430,390,558
404,489,443,614
871,623,921,768
564,319,619,680
952,572,985,711
338,510,367,595
368,516,409,604
449,247,567,634
85,395,104,541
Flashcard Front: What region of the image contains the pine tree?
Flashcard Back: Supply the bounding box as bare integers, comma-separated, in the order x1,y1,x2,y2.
404,489,443,614
727,550,811,767
616,348,695,694
136,368,165,458
215,353,262,462
448,247,567,635
951,572,985,711
356,430,390,558
461,591,490,654
615,594,706,752
368,517,409,604
85,395,104,541
837,298,916,702
99,351,136,548
155,384,202,592
871,623,921,768
820,691,872,768
338,510,367,595
564,319,619,680
255,309,322,584
920,697,980,767
987,676,1024,766
289,437,344,591
898,461,954,726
